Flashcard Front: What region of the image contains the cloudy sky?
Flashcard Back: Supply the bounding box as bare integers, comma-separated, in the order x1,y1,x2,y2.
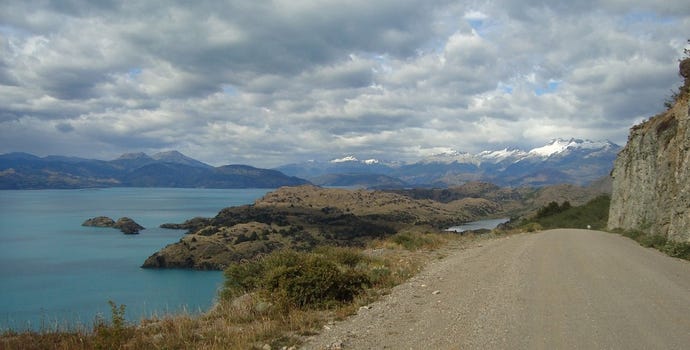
1,1,688,167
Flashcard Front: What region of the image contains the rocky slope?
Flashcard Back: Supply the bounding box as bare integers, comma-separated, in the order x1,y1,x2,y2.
608,58,690,242
142,185,490,269
143,182,610,270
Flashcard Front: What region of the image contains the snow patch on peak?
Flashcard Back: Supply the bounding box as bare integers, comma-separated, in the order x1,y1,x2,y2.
363,159,380,165
422,149,478,165
528,138,616,158
528,139,574,157
330,155,358,163
477,148,527,162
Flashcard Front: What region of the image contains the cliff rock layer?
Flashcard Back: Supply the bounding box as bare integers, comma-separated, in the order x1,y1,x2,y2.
608,60,690,242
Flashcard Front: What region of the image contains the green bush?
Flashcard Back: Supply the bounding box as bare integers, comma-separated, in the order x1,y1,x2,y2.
93,300,133,350
223,250,370,311
312,246,367,268
610,228,690,262
536,201,571,218
522,222,543,232
620,229,644,240
638,234,668,249
264,256,369,310
525,195,610,230
662,240,690,260
390,232,437,250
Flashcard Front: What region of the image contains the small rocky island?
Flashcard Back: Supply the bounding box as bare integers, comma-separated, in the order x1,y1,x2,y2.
82,216,145,234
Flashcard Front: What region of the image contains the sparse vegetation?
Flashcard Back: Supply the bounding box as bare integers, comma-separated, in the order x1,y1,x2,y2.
1,231,469,349
512,195,610,231
1,184,616,348
389,231,445,251
222,249,371,311
611,228,690,261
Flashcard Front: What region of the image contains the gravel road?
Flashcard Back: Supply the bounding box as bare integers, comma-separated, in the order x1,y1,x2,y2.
302,229,690,349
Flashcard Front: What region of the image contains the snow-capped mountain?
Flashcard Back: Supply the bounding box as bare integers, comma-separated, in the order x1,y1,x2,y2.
328,155,384,165
276,156,400,180
476,148,528,163
423,139,619,165
329,155,359,163
526,138,618,158
418,150,480,165
276,139,621,188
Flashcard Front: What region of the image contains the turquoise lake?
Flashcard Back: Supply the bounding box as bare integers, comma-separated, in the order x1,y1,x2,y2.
0,187,271,331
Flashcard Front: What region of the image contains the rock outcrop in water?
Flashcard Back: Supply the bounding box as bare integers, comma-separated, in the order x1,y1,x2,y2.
83,216,144,234
82,216,116,227
608,58,690,242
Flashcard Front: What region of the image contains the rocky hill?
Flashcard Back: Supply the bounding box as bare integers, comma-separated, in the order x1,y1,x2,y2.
142,185,474,269
142,182,610,270
608,58,690,242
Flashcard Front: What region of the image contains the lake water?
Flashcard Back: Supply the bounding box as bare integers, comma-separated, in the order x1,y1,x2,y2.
0,188,271,331
447,217,510,233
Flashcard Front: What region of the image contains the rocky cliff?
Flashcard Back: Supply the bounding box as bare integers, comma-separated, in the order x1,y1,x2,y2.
608,59,690,242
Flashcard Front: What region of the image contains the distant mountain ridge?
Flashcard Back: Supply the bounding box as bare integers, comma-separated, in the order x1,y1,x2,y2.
275,139,621,188
1,138,620,189
0,151,308,189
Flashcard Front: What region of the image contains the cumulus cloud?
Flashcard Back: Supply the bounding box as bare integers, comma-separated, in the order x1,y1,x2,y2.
0,0,688,167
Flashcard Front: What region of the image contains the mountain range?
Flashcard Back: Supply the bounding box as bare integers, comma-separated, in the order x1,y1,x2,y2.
0,151,308,189
276,138,621,188
0,138,620,189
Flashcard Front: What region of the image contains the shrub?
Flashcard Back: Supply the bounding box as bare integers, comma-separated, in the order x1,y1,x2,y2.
264,256,370,310
536,201,571,218
223,250,370,312
93,300,133,350
620,229,644,240
524,195,610,230
522,222,543,232
638,234,667,249
662,240,690,260
312,246,367,268
390,232,440,250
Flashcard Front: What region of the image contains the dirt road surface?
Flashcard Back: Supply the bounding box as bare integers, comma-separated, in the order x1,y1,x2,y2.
302,229,690,349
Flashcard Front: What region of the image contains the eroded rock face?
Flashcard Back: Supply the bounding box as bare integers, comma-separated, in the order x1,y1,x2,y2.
608,75,690,242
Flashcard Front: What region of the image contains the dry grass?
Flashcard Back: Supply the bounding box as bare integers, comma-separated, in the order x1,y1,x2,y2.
1,230,473,350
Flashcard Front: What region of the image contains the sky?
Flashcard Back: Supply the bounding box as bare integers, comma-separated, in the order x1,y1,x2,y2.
1,1,689,167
